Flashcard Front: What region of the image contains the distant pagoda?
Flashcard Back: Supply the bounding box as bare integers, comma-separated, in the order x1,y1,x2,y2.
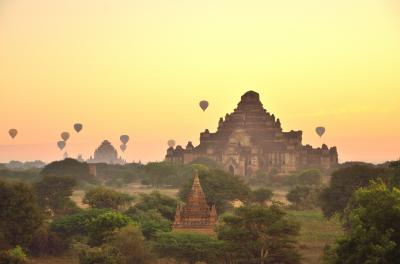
173,172,217,234
87,140,125,165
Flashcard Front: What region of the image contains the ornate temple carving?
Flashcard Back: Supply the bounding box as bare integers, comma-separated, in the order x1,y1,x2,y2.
173,172,217,234
166,91,338,178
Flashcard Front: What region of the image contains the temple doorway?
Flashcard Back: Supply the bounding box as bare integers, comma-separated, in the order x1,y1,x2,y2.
228,165,235,175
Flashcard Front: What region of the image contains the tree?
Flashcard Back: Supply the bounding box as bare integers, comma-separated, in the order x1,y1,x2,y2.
132,191,178,221
251,188,273,204
83,187,134,210
287,186,320,210
296,169,323,186
108,224,154,264
35,175,78,216
78,245,124,264
0,246,27,264
0,180,43,247
143,162,194,188
179,169,251,213
153,232,223,264
40,158,94,183
125,209,171,239
217,204,301,264
50,209,131,246
319,165,389,218
325,181,400,263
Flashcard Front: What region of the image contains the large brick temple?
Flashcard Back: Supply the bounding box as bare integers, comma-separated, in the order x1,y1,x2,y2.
172,173,217,234
166,91,338,178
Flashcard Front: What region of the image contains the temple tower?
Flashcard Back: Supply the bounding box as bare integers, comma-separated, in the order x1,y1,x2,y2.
172,172,218,234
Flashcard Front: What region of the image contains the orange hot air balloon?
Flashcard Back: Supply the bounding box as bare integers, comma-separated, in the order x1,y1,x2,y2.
61,132,70,141
9,129,18,139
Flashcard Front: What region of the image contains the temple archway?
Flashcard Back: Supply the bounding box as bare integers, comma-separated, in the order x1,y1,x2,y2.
228,165,235,175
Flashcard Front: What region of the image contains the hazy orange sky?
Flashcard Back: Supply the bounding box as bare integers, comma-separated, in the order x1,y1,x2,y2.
1,0,400,163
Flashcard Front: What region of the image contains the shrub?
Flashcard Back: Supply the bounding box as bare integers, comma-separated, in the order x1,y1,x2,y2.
0,246,27,264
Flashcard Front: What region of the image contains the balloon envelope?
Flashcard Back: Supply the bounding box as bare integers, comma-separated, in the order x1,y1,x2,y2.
9,129,18,139
199,100,209,111
315,127,326,137
74,123,83,133
61,132,70,141
120,144,127,152
120,135,129,144
57,141,66,150
167,139,176,148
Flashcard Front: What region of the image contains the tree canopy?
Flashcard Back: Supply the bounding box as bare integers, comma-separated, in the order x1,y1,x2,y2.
0,180,43,247
319,165,389,218
217,204,301,264
325,181,400,263
153,231,222,264
83,187,134,210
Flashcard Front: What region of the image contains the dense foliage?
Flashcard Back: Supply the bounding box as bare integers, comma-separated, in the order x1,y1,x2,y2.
83,187,134,210
131,191,178,221
0,180,43,248
35,175,78,216
287,186,320,210
40,158,94,183
319,165,391,218
153,232,222,264
50,209,131,245
325,181,400,263
217,204,301,264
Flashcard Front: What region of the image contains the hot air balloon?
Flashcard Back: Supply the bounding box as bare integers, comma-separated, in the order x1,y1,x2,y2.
61,132,70,141
74,123,83,133
63,152,69,159
315,127,326,137
57,141,66,150
167,139,176,148
8,129,18,139
120,135,129,145
199,100,209,111
120,144,127,152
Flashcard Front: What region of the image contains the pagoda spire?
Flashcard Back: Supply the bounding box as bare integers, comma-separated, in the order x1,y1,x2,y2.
172,170,217,234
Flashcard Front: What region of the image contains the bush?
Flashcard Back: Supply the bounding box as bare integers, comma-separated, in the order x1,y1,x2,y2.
28,225,68,257
125,209,171,239
78,245,124,264
0,180,43,247
286,186,320,210
50,209,131,246
251,188,273,204
83,187,134,210
0,246,27,264
108,224,153,264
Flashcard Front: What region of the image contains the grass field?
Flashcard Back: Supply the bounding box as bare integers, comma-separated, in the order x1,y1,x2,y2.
287,210,343,264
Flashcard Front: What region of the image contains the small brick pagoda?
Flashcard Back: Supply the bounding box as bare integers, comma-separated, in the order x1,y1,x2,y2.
172,172,217,234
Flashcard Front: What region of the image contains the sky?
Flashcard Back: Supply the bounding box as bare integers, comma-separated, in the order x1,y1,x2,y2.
0,0,400,163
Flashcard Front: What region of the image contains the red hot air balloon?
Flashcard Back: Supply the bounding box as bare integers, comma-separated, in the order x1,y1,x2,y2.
315,127,326,137
199,100,209,111
9,129,18,139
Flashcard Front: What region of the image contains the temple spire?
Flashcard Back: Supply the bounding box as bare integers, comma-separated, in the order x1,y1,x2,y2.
172,171,217,234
